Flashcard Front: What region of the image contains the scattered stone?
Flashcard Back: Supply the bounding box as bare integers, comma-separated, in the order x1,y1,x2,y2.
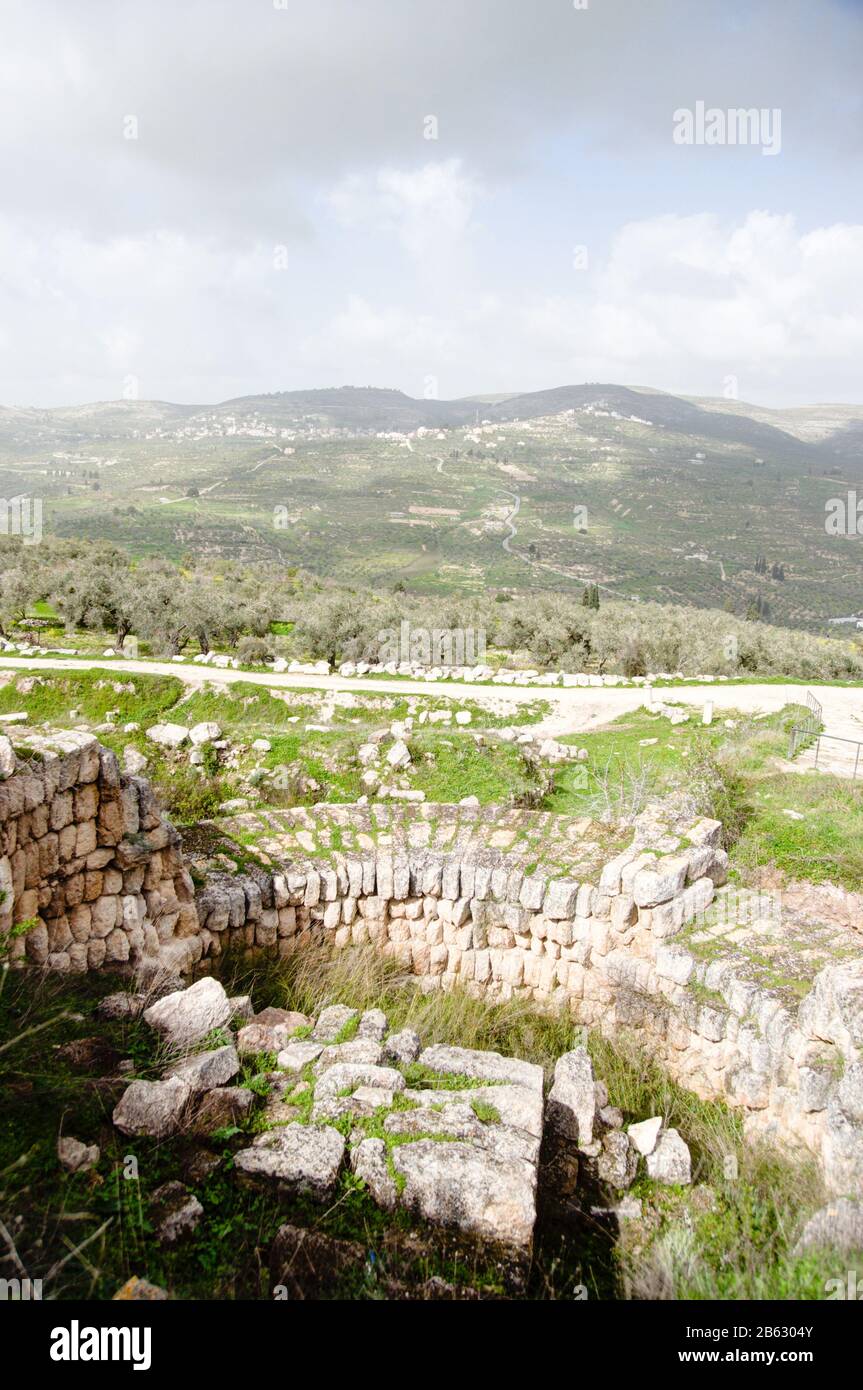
191,1085,256,1137
384,1029,421,1065
145,722,190,749
793,1199,863,1257
599,1105,624,1130
123,748,148,775
149,1181,203,1244
315,1062,406,1100
57,1135,100,1173
386,740,412,769
238,1021,290,1055
0,736,17,779
253,1006,310,1032
351,1137,398,1209
234,1123,345,1199
646,1127,692,1185
418,1044,543,1094
276,1040,324,1072
164,1044,240,1095
547,1047,596,1146
393,1140,536,1248
184,1148,223,1183
312,1004,359,1042
143,978,231,1050
596,1130,638,1189
352,1085,395,1109
628,1116,663,1156
357,1008,388,1041
314,1038,383,1072
113,1076,191,1138
113,1277,169,1301
189,722,221,746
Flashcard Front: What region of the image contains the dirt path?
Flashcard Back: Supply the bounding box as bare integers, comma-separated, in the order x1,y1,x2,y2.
500,490,520,554
1,654,862,740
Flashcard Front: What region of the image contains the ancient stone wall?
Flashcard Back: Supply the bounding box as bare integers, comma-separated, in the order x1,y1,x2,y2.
3,736,861,1194
0,731,201,977
196,804,863,1195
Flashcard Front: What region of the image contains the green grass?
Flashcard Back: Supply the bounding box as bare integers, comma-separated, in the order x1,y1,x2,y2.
545,703,802,820
540,701,863,891
587,1030,855,1300
732,773,863,890
0,669,183,727
410,731,540,805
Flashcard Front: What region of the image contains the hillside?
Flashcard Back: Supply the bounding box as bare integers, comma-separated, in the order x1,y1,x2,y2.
2,382,863,632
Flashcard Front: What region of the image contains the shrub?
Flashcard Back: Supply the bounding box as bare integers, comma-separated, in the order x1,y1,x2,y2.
156,768,226,824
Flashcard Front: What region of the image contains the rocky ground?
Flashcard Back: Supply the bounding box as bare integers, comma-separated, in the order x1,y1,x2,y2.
4,958,863,1301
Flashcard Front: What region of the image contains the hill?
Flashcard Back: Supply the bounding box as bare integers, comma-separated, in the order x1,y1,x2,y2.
2,382,863,633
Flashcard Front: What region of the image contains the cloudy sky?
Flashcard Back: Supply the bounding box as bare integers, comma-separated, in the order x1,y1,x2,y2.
3,0,863,407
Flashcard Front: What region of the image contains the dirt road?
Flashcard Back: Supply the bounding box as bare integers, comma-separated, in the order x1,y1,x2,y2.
1,654,862,740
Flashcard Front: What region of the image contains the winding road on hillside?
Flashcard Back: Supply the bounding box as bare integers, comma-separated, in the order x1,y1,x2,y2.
500,490,521,554
1,654,862,751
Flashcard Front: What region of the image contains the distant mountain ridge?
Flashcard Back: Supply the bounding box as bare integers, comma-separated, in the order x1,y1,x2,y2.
2,382,861,459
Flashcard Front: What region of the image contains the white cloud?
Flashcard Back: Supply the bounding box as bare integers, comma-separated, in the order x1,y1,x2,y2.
309,211,863,404
328,159,480,266
2,0,863,406
4,209,863,406
581,212,863,388
0,221,285,404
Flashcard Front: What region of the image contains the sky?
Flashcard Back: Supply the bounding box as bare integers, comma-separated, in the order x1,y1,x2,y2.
2,0,863,408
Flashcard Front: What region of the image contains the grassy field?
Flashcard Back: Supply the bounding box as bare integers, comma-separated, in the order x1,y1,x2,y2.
0,669,551,824
548,703,863,891
3,668,862,889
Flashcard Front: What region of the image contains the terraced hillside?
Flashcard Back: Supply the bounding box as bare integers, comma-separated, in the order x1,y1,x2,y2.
3,384,863,629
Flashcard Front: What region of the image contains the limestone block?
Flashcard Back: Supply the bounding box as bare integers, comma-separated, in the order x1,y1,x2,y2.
73,783,99,823
544,878,579,919
105,928,130,963
632,854,691,908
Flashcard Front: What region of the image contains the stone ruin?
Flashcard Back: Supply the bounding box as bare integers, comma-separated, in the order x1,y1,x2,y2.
2,730,862,1206
101,974,686,1258
0,730,198,977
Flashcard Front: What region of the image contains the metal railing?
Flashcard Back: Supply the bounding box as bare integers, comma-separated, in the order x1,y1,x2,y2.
789,729,863,779
788,690,824,759
805,690,823,725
